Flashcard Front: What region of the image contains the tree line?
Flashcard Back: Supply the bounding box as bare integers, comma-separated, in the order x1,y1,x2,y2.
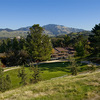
0,24,52,66
0,23,100,66
51,23,100,59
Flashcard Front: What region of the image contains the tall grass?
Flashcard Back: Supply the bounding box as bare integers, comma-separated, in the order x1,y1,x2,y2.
0,71,100,100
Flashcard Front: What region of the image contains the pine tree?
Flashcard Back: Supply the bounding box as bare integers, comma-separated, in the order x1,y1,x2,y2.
75,41,85,57
19,38,26,50
89,23,100,57
30,65,41,84
6,38,12,51
5,75,11,90
68,56,78,75
0,67,11,92
18,66,27,85
0,40,7,53
12,37,19,51
26,24,52,62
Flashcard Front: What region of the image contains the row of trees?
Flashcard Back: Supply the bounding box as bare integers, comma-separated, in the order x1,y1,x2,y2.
0,23,99,65
0,24,52,66
75,23,100,58
51,23,100,58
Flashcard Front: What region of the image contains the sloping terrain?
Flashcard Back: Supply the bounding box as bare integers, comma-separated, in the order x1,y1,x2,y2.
0,24,86,37
43,24,84,36
0,70,100,100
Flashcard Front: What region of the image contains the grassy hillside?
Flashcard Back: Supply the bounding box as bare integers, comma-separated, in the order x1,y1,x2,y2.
0,31,27,38
3,62,89,89
0,70,100,100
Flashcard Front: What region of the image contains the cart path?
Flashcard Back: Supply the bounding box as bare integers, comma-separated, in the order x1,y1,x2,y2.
4,67,20,72
3,59,100,72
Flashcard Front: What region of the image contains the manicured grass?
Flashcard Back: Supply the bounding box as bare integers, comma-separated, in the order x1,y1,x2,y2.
4,62,90,89
1,70,100,100
4,62,70,89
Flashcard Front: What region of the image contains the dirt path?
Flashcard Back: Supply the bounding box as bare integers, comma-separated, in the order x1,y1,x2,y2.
4,67,20,72
3,60,100,73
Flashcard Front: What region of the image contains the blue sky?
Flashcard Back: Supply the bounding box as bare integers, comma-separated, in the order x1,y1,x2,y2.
0,0,100,30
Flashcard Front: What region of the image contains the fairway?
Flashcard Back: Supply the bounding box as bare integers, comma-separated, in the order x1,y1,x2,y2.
4,62,88,89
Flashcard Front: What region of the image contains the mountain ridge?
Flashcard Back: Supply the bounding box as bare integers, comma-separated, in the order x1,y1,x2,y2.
0,24,88,36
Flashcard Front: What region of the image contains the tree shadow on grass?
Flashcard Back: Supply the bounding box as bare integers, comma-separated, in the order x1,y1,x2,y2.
38,62,71,73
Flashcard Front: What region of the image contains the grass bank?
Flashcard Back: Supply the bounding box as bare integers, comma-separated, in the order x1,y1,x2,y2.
4,62,90,89
0,70,100,100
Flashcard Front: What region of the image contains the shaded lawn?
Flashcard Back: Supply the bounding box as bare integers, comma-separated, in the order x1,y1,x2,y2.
39,62,71,72
4,62,70,89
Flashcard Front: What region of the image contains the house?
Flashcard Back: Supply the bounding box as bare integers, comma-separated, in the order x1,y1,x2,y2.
51,47,75,60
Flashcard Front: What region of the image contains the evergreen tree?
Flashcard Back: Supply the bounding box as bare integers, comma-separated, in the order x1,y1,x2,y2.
17,50,29,65
5,75,11,90
12,37,19,51
30,65,41,84
0,67,11,92
89,23,100,57
68,56,78,75
75,41,85,57
63,35,71,47
18,66,27,85
0,40,7,53
6,38,12,51
26,24,52,61
19,38,26,50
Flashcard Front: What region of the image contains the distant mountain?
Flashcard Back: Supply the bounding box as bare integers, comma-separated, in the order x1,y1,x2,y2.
0,24,88,37
43,24,85,36
15,26,30,31
0,28,14,32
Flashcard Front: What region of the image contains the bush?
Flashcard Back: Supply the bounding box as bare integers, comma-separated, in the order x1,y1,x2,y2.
17,65,27,86
68,56,78,75
0,67,11,92
30,65,41,84
5,50,29,66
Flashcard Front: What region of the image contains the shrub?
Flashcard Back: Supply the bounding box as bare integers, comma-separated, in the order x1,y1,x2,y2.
30,65,41,84
17,65,27,86
0,67,11,92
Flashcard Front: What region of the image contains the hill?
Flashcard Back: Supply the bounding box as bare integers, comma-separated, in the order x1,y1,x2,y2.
43,24,85,36
0,71,100,100
0,24,88,38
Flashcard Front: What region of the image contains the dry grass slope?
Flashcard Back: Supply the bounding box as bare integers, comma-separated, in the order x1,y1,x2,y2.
0,71,100,100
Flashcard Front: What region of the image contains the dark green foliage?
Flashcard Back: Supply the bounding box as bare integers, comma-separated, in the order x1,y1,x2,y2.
68,56,78,75
5,75,11,90
5,50,29,66
51,38,64,47
5,50,18,66
75,41,85,57
18,66,27,85
17,50,29,65
0,67,11,92
26,24,52,61
51,35,71,47
87,63,96,72
12,37,19,51
89,23,100,57
30,65,41,84
6,38,12,51
0,40,7,53
63,35,71,47
19,38,26,50
0,24,52,66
